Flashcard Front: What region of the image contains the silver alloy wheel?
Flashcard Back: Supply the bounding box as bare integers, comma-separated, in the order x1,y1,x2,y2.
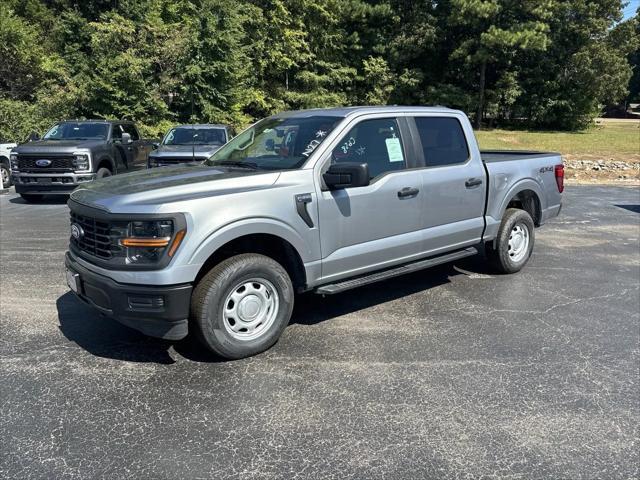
508,223,530,262
222,278,279,341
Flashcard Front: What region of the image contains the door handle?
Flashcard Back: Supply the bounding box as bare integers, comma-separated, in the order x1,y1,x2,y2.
465,178,483,188
397,187,419,198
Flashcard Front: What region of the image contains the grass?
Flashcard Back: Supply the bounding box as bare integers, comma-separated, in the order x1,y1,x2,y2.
475,120,639,160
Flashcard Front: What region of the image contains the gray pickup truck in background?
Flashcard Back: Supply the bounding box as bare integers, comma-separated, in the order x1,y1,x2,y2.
147,124,232,168
10,120,155,202
64,106,563,359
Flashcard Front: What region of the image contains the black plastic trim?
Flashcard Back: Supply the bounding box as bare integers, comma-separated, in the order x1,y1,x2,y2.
65,252,191,340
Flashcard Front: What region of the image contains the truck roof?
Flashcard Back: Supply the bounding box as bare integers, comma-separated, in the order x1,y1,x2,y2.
173,124,229,129
275,105,456,119
61,119,136,124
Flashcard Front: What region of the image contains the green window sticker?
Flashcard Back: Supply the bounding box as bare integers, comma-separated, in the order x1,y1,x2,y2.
385,137,404,163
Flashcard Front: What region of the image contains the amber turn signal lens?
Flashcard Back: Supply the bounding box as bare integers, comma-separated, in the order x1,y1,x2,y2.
120,237,171,247
168,229,186,257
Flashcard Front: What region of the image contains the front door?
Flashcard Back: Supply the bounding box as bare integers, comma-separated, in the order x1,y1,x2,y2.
111,124,135,171
316,117,424,283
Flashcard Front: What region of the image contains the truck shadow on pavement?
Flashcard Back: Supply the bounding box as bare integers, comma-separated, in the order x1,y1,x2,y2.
56,254,491,364
9,195,69,205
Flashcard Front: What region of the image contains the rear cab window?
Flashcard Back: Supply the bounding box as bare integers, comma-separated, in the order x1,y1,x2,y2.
413,117,469,167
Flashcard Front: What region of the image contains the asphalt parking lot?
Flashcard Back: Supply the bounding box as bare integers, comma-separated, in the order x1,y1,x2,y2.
1,185,639,479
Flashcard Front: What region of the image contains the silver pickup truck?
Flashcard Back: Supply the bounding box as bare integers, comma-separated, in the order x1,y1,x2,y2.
64,106,563,359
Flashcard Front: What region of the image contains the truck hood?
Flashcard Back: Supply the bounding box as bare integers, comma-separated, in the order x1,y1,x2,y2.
70,163,281,212
151,145,222,158
15,139,104,153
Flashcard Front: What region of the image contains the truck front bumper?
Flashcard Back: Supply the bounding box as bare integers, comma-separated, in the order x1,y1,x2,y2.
13,172,95,194
65,252,192,340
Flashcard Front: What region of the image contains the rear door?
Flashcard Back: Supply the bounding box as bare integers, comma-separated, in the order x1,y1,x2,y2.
410,115,486,254
316,116,424,282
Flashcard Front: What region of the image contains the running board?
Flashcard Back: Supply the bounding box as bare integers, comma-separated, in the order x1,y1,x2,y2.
315,247,478,295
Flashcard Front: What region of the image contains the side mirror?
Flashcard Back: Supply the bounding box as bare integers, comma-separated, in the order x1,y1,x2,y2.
152,142,160,149
121,132,132,145
28,131,40,142
323,162,370,190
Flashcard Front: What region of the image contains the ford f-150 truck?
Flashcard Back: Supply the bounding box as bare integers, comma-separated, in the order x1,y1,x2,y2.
10,120,155,202
147,124,232,168
64,106,563,359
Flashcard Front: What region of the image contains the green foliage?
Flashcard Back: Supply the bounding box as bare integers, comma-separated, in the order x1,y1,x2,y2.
0,0,636,141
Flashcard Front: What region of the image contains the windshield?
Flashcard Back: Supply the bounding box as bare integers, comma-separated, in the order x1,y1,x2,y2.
204,116,341,170
163,127,227,146
43,122,109,140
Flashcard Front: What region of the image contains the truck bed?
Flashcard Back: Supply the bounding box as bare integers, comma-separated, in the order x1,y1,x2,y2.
481,150,561,163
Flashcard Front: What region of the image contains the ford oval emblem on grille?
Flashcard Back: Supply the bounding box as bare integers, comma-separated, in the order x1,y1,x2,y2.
71,223,84,240
35,159,52,167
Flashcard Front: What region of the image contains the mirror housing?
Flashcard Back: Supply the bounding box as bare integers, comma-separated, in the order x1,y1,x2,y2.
27,131,40,142
152,141,160,149
323,162,370,190
264,138,275,151
121,132,132,145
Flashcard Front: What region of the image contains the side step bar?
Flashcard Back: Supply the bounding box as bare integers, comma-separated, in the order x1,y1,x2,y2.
315,247,478,295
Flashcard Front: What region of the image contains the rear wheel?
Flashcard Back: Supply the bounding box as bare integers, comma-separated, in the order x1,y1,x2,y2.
191,253,294,359
486,208,535,274
20,194,44,203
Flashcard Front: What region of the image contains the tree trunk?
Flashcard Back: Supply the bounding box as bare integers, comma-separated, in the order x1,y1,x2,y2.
475,60,486,130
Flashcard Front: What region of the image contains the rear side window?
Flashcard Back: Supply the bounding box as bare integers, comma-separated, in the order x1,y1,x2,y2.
414,117,469,167
332,118,406,179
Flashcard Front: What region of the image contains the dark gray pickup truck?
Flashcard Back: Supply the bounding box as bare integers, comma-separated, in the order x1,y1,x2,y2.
147,124,232,168
10,120,155,202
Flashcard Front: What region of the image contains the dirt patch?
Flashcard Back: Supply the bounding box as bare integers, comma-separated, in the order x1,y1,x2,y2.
564,154,640,185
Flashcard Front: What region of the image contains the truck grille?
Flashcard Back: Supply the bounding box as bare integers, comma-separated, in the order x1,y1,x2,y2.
18,154,74,172
70,211,126,260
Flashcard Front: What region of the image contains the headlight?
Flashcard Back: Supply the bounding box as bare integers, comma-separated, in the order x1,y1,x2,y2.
120,220,186,265
72,153,90,171
10,153,18,170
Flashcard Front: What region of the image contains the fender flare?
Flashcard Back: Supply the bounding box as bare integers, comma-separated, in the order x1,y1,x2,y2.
95,155,116,174
187,217,313,267
495,178,545,222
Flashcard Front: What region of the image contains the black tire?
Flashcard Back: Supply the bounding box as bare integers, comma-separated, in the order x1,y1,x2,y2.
20,194,45,203
1,163,10,188
191,253,294,359
95,167,112,179
485,208,535,274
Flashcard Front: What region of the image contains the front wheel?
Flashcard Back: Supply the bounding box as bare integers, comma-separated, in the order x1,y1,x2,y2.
95,167,112,179
486,208,535,274
191,253,294,359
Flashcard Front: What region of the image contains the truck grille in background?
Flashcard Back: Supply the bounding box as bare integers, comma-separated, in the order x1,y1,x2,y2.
18,154,74,172
70,211,126,260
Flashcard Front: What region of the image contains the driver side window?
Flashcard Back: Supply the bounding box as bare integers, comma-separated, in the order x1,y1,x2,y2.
331,118,406,179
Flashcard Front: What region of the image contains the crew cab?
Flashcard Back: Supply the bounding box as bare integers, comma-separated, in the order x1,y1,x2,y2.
64,106,563,359
10,120,155,202
147,124,231,168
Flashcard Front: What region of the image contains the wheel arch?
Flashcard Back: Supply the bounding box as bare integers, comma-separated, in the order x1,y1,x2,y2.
96,155,116,173
497,180,544,227
190,220,312,292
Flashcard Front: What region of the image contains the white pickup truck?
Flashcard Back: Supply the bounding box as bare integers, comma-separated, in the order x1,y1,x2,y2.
0,142,17,188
